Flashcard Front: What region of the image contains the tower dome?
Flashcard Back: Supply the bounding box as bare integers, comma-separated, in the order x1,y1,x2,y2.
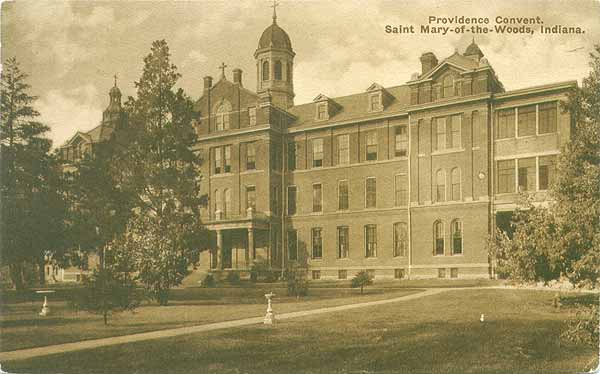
464,39,484,61
258,23,293,51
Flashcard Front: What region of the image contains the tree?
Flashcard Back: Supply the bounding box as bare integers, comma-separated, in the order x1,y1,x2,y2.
0,57,68,289
284,263,308,297
351,271,373,295
119,40,206,305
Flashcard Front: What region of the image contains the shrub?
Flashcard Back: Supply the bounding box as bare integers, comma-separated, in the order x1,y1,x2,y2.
351,271,373,294
285,264,308,297
201,274,216,288
226,271,241,284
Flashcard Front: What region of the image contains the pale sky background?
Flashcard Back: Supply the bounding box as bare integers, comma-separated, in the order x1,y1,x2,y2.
2,0,600,147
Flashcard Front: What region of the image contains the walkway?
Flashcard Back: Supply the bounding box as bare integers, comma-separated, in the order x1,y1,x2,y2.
0,288,445,362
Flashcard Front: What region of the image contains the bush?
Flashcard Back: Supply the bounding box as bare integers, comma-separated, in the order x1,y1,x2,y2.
250,258,271,282
226,271,241,284
201,274,216,287
351,271,373,294
285,264,308,297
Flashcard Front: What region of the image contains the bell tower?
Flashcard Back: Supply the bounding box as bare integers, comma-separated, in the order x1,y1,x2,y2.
254,1,295,109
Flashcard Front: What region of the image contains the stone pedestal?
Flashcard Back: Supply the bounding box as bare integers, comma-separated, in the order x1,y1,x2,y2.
263,292,275,324
39,296,50,316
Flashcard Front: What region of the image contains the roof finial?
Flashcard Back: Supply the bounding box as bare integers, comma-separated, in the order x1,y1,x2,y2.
472,37,475,44
270,0,279,23
218,62,228,79
113,74,118,87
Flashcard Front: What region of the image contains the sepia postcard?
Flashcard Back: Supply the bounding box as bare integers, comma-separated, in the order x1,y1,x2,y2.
1,1,599,373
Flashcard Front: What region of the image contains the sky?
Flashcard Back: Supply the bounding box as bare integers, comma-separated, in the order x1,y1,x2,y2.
2,0,600,147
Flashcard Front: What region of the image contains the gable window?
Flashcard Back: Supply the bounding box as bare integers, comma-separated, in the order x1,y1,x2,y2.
365,225,377,257
262,60,270,81
539,155,557,190
248,107,256,126
450,167,461,201
312,183,322,212
370,94,381,111
274,61,283,80
539,102,557,134
312,138,323,167
337,226,349,258
497,108,516,139
216,104,230,131
317,103,327,120
435,117,446,151
434,220,445,256
337,134,350,165
518,157,536,192
435,169,445,202
288,230,298,261
246,142,256,170
394,223,408,257
442,76,454,98
451,219,463,255
395,125,408,157
338,180,349,210
287,142,297,171
287,186,297,215
395,174,407,206
311,228,323,259
518,105,536,137
246,186,256,211
497,160,515,193
365,177,377,208
366,131,377,161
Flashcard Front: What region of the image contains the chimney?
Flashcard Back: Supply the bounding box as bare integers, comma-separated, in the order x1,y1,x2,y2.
420,52,438,75
232,68,243,86
203,76,213,91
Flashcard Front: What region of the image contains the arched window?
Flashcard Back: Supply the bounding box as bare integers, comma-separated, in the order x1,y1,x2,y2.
215,102,231,131
262,60,270,81
443,75,454,98
435,169,445,202
451,219,463,255
224,189,231,218
287,62,292,82
274,60,282,80
434,220,444,256
394,223,408,257
451,168,461,201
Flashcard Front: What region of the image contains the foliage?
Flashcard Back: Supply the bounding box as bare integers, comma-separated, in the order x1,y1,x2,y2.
0,57,69,289
72,240,140,325
351,271,373,294
562,296,599,347
284,263,308,297
201,274,216,288
226,271,241,284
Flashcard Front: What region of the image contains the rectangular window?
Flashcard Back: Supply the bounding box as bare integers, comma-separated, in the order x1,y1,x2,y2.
472,111,480,147
497,108,515,139
338,270,347,280
338,180,349,211
311,228,323,259
246,142,256,170
246,186,256,211
312,138,323,167
270,145,281,171
365,177,376,208
394,223,407,257
539,102,557,134
539,155,557,190
365,225,377,257
450,114,461,148
248,107,256,126
518,105,536,137
271,186,280,215
438,268,446,278
287,230,297,261
394,269,405,279
450,268,459,278
518,157,536,192
395,174,407,206
394,125,408,157
312,270,321,280
287,142,296,171
337,134,350,165
435,117,446,151
224,145,231,173
337,226,349,258
287,186,297,215
366,131,378,161
312,183,322,212
214,147,222,174
497,160,515,194
370,94,380,111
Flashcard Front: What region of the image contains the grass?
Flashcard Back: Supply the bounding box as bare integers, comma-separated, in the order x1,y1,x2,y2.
0,285,418,352
4,289,597,374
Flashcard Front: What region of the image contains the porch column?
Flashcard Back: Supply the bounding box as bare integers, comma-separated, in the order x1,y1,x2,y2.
216,229,223,270
247,227,255,266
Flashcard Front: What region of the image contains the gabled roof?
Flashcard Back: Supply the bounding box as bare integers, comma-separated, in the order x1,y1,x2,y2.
313,93,330,102
411,52,485,83
60,123,114,148
366,83,384,91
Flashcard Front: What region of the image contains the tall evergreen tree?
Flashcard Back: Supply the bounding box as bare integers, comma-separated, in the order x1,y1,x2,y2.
0,57,67,289
119,40,206,305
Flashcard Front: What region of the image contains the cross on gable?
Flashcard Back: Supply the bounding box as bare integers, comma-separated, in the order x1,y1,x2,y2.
218,62,228,78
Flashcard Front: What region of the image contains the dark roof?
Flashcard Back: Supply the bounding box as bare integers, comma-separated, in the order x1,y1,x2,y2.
258,22,292,50
464,41,484,58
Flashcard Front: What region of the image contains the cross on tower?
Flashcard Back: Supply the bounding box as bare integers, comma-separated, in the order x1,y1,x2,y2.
270,0,279,22
218,62,228,79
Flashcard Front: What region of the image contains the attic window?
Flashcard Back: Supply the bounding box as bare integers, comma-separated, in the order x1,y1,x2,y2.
442,76,454,98
317,103,328,120
369,93,381,112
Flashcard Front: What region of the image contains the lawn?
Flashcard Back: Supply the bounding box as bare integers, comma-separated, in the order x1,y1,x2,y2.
0,285,419,352
4,289,597,374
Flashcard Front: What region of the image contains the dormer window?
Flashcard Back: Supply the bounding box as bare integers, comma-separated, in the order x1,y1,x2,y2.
369,93,381,112
317,103,328,120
